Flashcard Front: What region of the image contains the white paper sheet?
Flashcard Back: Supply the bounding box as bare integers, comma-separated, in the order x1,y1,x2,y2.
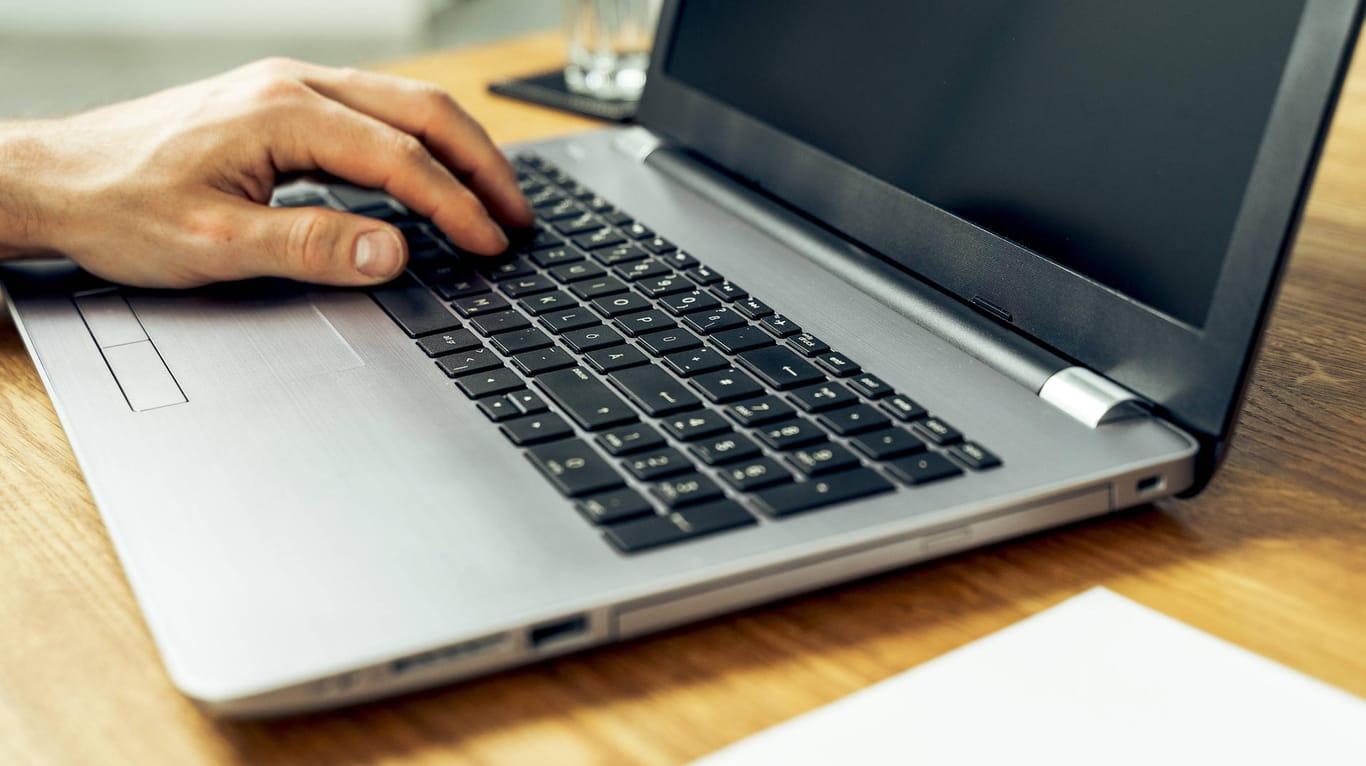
693,588,1366,765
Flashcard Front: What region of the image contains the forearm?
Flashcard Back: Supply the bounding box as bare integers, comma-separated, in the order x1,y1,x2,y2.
0,120,57,259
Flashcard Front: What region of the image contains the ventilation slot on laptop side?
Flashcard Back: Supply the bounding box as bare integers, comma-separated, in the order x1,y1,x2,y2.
389,633,510,677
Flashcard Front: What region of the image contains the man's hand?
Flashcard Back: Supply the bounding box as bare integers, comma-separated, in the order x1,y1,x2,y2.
0,58,534,288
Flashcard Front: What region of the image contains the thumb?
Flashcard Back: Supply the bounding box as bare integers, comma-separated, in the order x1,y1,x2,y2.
238,202,408,285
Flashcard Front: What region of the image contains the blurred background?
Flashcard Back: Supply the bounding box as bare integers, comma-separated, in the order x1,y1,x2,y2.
0,0,560,117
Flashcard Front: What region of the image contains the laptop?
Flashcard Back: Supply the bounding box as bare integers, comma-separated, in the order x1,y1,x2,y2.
2,0,1359,717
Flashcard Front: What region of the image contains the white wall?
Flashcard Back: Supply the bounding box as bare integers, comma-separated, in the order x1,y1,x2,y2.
0,0,432,37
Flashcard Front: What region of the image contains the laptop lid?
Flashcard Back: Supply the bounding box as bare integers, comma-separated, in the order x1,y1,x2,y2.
636,0,1361,463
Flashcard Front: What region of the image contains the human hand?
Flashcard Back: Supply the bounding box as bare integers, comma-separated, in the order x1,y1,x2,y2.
0,58,533,288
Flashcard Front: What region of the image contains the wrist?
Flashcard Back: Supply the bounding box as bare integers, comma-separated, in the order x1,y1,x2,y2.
0,121,58,257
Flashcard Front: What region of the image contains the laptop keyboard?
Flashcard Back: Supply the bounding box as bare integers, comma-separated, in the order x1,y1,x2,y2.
297,153,1003,553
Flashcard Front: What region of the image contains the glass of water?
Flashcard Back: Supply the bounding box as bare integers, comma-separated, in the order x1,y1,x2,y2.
563,0,662,101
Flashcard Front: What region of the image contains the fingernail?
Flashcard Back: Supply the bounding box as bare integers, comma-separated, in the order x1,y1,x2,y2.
355,230,402,278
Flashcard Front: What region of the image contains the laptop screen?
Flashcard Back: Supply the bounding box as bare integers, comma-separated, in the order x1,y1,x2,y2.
664,0,1305,328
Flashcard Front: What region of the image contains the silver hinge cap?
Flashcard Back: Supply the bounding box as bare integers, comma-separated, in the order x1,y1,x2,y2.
1038,367,1150,428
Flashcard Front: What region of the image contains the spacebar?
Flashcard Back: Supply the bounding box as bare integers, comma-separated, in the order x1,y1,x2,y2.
534,366,638,431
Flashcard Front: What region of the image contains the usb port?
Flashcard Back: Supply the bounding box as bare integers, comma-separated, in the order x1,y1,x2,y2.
528,615,588,649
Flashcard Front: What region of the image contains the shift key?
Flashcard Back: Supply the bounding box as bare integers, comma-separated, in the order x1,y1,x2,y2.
534,366,638,430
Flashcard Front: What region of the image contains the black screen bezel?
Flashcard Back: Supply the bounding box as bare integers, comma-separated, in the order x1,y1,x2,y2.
637,0,1361,443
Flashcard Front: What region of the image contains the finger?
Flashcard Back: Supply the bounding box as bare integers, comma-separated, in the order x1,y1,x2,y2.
212,198,407,285
267,89,510,254
293,64,534,228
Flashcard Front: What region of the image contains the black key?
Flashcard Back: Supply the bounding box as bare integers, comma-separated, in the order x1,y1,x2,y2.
534,366,637,430
912,417,964,445
509,390,549,414
527,188,565,209
662,347,730,377
651,473,725,509
709,281,747,301
569,276,630,300
718,457,792,492
512,346,576,376
490,327,554,355
614,259,673,283
686,265,724,285
470,310,532,337
591,292,654,317
434,276,493,301
501,275,556,298
689,432,763,466
452,293,511,318
847,373,893,399
659,250,697,269
561,325,625,353
659,290,721,316
529,246,583,268
787,333,830,357
614,309,677,337
597,423,666,456
759,314,802,338
548,261,605,283
456,367,525,399
788,442,862,476
752,468,894,518
733,296,774,320
350,201,405,221
591,242,650,266
816,404,891,436
710,326,775,354
881,394,928,422
848,428,926,461
584,344,650,373
637,328,704,356
603,500,755,553
681,306,747,335
640,235,677,254
601,210,632,226
661,410,732,441
371,280,462,337
755,418,826,450
274,190,328,208
788,381,859,413
536,197,579,219
637,274,692,298
518,291,577,316
608,365,703,416
948,442,1003,470
577,489,654,525
540,307,601,334
436,347,500,377
690,367,765,403
553,211,602,235
478,396,520,422
500,412,574,445
416,329,480,357
814,352,860,378
479,259,536,282
623,222,655,240
623,448,694,481
526,440,625,497
737,347,826,390
573,227,627,251
886,452,963,485
725,396,796,426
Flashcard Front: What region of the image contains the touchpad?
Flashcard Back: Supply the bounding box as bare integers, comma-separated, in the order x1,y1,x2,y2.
125,282,365,401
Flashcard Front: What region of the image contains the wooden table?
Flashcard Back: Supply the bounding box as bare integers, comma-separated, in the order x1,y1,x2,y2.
3,31,1365,766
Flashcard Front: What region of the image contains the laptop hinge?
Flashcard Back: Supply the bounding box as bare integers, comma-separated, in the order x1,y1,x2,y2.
612,127,663,163
1038,367,1150,428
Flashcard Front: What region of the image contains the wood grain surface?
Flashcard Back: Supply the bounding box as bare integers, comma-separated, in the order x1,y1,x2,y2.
2,31,1364,766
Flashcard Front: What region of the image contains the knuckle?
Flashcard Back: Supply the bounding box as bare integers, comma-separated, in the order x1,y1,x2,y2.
251,75,308,105
391,134,430,166
286,210,336,276
254,56,301,77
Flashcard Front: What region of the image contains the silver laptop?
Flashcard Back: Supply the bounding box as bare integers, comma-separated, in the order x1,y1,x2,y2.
3,0,1360,716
